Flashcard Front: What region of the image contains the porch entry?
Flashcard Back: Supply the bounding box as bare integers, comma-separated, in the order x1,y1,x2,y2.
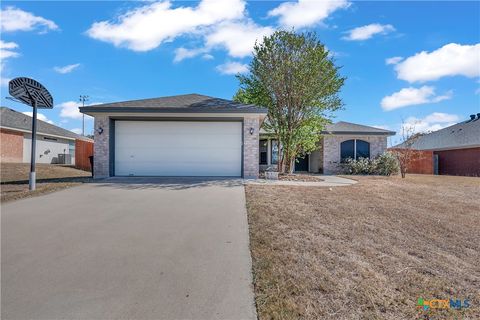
294,155,309,172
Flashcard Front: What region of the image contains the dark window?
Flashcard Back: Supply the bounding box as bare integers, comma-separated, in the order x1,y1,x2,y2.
340,140,355,161
356,140,370,159
271,140,279,164
259,140,268,164
341,139,370,161
43,137,58,141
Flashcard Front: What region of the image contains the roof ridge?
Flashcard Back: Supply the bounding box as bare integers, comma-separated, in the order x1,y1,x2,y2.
90,93,216,107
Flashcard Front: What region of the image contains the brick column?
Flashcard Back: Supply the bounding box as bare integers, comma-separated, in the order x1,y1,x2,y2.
93,115,110,178
243,116,260,179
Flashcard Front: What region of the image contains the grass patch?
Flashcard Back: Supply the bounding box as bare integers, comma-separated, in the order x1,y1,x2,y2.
1,163,92,202
246,175,480,319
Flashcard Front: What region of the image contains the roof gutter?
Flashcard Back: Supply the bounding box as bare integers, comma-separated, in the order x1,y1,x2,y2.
79,107,268,116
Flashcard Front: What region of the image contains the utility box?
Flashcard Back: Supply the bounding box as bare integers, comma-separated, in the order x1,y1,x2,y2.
58,153,72,165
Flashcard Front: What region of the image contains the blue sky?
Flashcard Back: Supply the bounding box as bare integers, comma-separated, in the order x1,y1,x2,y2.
1,1,479,144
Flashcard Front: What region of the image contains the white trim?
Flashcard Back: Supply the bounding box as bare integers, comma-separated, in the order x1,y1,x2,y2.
85,112,267,120
0,125,77,141
267,139,271,165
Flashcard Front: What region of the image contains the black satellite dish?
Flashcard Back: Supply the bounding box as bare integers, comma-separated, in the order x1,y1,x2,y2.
7,77,54,191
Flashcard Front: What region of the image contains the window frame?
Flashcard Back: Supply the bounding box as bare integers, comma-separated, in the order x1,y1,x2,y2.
259,139,268,165
340,139,370,161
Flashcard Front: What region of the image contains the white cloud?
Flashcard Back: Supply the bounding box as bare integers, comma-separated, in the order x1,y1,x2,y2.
385,56,403,65
174,19,273,63
371,124,390,130
402,112,460,134
394,43,480,82
58,101,99,120
0,6,58,33
69,128,82,135
173,47,208,62
343,23,395,41
381,86,452,111
22,112,54,124
268,0,350,28
202,53,214,60
0,40,20,87
0,40,19,59
205,20,274,58
54,63,81,74
216,61,248,75
86,0,246,52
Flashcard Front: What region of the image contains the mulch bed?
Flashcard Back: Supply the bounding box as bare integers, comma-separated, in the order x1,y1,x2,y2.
259,173,324,182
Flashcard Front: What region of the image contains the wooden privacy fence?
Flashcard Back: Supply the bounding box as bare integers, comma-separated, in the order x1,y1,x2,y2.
389,148,434,175
75,139,93,172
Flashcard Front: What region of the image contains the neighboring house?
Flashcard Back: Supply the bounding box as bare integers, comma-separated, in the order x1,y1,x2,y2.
0,107,93,167
79,94,267,178
395,114,480,176
260,122,395,174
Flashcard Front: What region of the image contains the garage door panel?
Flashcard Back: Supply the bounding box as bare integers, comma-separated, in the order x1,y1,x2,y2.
114,121,242,177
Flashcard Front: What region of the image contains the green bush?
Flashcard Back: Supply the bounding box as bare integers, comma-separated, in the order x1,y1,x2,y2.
341,152,399,176
375,152,399,176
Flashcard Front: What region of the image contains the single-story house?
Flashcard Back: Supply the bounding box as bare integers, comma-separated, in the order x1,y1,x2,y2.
80,94,267,178
0,107,93,168
395,114,480,176
260,121,395,174
80,94,396,178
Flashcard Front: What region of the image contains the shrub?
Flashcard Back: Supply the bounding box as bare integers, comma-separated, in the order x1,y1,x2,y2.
341,152,399,176
375,152,399,176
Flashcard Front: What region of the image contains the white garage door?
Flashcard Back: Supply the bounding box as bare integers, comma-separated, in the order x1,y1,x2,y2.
115,121,242,177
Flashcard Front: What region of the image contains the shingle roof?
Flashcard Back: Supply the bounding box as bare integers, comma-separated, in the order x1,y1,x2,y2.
396,118,480,151
260,121,396,135
79,93,267,114
322,121,395,135
0,107,82,140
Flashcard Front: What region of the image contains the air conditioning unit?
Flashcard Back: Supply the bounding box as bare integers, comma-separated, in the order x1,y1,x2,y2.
58,154,72,165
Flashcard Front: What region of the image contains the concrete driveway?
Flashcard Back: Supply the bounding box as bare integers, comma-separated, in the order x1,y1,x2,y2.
1,178,256,320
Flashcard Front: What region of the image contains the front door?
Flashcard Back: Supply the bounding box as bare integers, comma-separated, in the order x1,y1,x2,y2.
294,155,309,172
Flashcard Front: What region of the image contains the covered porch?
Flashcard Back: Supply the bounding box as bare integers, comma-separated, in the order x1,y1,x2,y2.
258,136,323,173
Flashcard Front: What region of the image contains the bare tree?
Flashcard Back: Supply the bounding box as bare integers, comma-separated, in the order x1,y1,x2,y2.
391,120,422,178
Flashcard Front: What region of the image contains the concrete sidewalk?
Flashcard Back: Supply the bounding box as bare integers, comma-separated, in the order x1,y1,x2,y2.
1,178,256,319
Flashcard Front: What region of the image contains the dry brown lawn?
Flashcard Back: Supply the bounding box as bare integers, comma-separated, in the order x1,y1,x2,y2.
246,175,480,320
1,163,91,202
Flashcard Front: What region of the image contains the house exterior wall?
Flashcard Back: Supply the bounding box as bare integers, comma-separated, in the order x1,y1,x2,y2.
92,115,261,179
1,128,23,163
243,116,260,178
23,133,75,165
435,147,480,177
323,135,388,174
93,115,110,178
308,138,324,173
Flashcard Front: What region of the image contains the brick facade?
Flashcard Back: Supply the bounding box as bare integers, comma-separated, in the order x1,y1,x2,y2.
243,117,260,178
93,115,110,178
1,128,24,163
323,135,388,174
92,116,262,179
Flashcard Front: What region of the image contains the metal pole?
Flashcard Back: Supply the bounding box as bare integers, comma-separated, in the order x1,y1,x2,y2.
82,113,85,136
29,100,38,191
